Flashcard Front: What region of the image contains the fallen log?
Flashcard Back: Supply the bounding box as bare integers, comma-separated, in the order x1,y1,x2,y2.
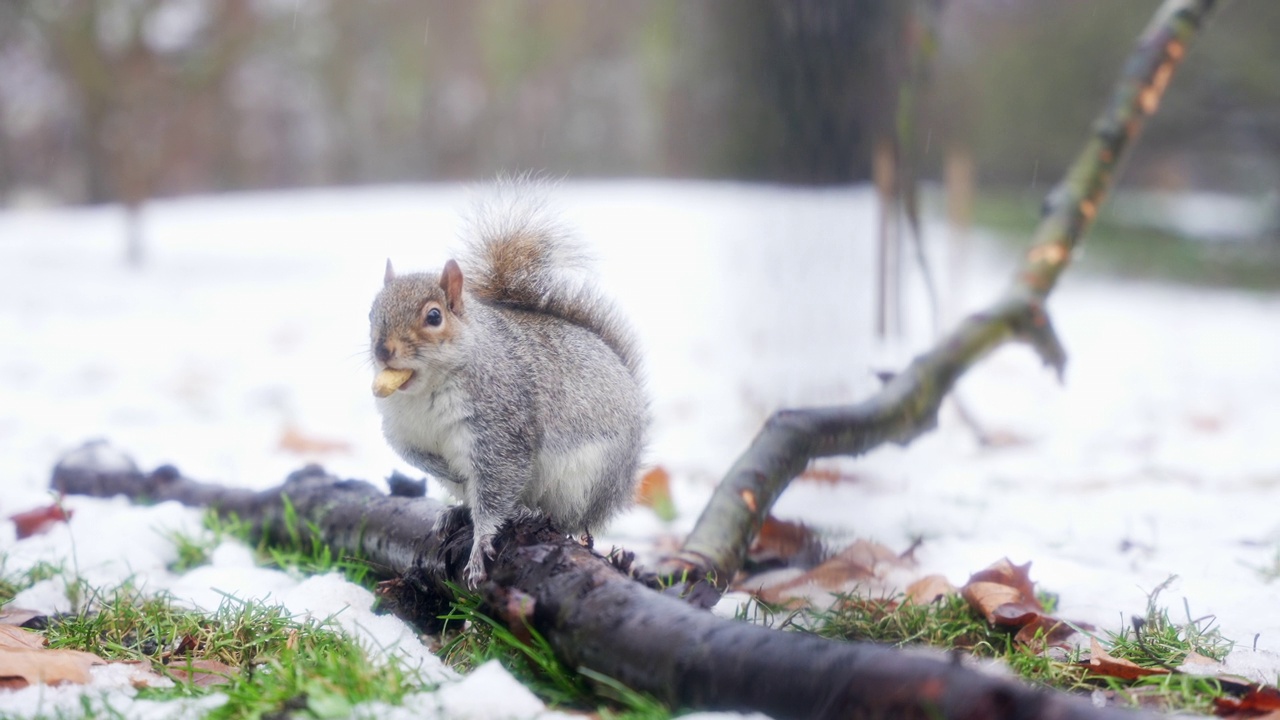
53,440,1156,720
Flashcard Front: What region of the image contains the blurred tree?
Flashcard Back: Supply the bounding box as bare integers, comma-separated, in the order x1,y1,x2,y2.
702,0,905,183
929,0,1280,197
1,0,1275,208
19,0,252,262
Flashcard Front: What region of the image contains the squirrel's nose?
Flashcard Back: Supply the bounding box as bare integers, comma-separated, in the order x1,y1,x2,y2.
375,342,393,363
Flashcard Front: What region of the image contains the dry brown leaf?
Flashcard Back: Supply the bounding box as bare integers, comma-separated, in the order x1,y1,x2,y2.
795,467,864,485
960,558,1089,648
961,558,1041,625
278,425,351,456
748,516,821,567
904,574,956,605
1215,685,1280,717
1083,637,1168,681
0,608,44,627
635,466,676,521
1013,615,1076,647
965,558,1037,601
739,569,814,609
0,647,104,687
0,625,47,650
9,504,72,539
1218,710,1280,720
746,539,911,605
979,429,1032,448
961,581,1028,624
166,658,237,688
800,539,903,589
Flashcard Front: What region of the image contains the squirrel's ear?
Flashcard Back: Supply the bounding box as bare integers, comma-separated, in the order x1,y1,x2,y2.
384,259,396,287
441,259,464,312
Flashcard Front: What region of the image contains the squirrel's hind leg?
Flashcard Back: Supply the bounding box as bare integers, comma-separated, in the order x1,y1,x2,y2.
432,503,472,537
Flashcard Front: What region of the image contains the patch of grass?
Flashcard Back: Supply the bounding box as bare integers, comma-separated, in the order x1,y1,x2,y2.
437,585,671,719
1096,673,1227,715
44,579,426,718
163,523,219,574
806,591,1093,691
1104,577,1232,666
974,190,1280,290
167,504,377,589
798,582,1233,713
0,558,66,605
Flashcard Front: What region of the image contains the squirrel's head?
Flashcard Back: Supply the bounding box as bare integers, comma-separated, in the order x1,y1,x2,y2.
369,259,468,393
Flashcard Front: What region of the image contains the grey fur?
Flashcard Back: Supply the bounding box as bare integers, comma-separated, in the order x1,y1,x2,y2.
369,194,646,587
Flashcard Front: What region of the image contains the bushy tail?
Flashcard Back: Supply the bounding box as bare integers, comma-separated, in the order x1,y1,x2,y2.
460,181,642,378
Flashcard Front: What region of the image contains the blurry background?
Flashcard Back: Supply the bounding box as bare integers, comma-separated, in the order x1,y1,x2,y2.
2,0,1278,283
0,2,1274,197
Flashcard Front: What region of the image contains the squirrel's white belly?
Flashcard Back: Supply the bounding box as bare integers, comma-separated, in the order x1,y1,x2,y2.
380,382,475,491
527,439,613,530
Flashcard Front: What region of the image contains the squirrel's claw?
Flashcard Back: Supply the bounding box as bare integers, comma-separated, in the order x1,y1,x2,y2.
464,533,497,590
464,559,486,590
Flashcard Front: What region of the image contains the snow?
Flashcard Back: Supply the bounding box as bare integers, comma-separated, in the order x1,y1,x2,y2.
1109,190,1276,241
2,181,1280,715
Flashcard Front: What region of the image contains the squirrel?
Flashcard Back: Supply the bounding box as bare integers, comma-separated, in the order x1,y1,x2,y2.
368,188,647,587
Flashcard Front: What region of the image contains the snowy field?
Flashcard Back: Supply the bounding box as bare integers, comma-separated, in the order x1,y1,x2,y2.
3,181,1280,715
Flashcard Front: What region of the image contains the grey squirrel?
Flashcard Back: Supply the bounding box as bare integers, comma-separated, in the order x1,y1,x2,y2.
368,190,647,587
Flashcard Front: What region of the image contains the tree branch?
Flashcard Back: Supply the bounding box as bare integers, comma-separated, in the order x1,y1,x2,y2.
661,0,1220,601
52,442,1159,720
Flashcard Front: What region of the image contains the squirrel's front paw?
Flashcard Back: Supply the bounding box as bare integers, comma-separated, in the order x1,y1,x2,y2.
464,534,496,589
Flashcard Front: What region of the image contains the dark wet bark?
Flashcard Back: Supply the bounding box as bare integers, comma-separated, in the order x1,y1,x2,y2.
55,442,1158,720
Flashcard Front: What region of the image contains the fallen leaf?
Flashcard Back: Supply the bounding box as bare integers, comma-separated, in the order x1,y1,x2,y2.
904,575,956,605
960,558,1088,648
166,658,237,688
963,581,1029,624
278,425,351,456
0,626,46,650
1014,615,1076,646
1215,685,1280,717
978,429,1032,448
961,558,1041,624
1083,637,1168,681
744,539,910,605
810,540,904,585
795,467,864,485
0,647,104,687
635,466,677,521
748,516,823,568
9,504,72,539
0,609,44,628
1217,709,1280,720
966,558,1037,602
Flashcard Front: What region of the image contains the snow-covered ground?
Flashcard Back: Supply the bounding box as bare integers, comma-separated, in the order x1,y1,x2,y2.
3,181,1280,715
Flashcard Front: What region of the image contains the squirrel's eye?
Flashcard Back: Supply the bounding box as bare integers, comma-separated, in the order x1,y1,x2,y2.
425,308,443,327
